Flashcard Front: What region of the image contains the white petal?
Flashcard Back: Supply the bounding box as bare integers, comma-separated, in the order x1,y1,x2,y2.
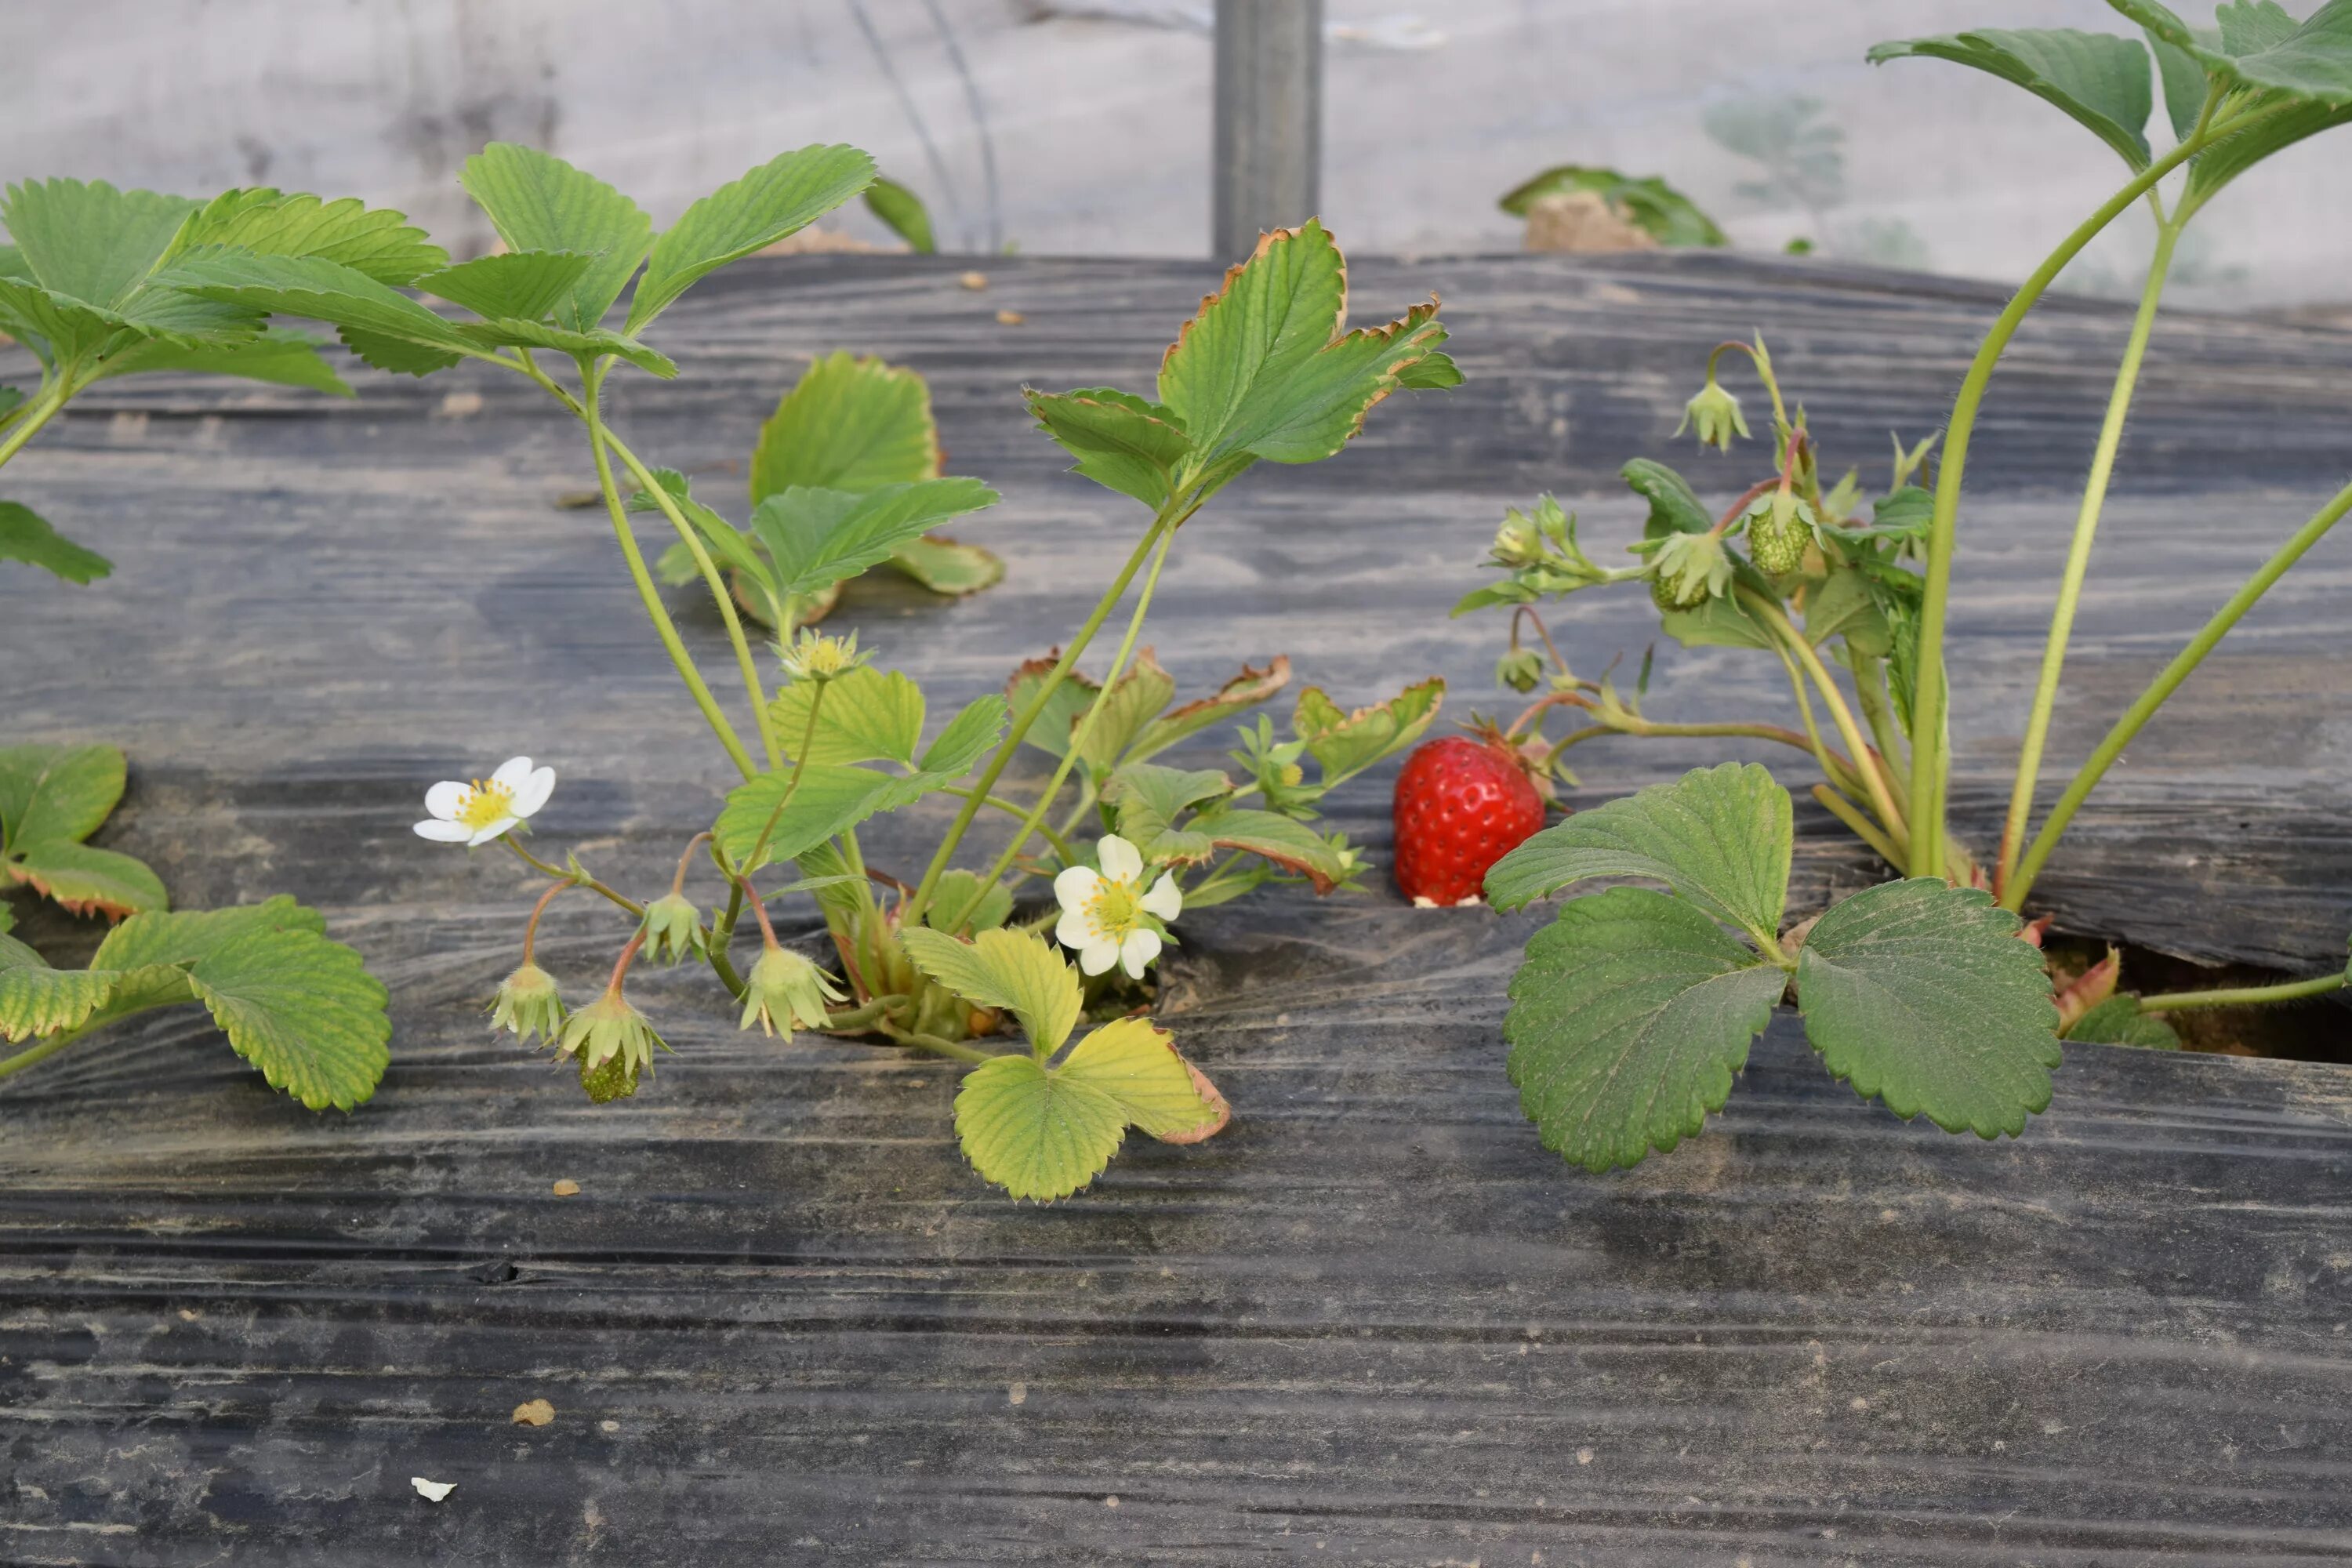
1096,833,1143,884
423,780,470,821
1052,864,1100,913
466,815,518,847
1120,928,1163,979
489,756,535,791
511,764,557,818
1055,906,1098,950
1141,873,1183,922
413,818,472,843
1078,938,1120,976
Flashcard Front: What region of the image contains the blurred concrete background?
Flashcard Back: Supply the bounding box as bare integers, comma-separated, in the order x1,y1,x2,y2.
2,0,2345,309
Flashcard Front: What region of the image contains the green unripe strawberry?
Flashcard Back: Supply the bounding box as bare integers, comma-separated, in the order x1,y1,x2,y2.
1745,491,1817,576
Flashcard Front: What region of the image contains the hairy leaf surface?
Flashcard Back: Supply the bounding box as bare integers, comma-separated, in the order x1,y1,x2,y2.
1506,887,1785,1172
1796,879,2061,1138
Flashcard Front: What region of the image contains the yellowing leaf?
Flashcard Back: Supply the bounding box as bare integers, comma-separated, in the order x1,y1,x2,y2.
182,926,391,1112
898,927,1080,1052
6,842,167,920
1057,1017,1219,1140
954,1053,1127,1201
1291,677,1444,784
769,667,926,766
751,351,940,499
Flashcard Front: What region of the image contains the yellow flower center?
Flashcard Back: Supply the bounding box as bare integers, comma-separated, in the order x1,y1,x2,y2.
1086,876,1140,935
455,779,517,831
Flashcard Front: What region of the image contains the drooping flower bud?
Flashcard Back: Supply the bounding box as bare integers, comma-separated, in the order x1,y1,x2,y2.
557,991,664,1103
489,963,566,1043
1650,529,1732,609
739,943,848,1039
639,892,706,966
1675,377,1749,452
1495,646,1546,693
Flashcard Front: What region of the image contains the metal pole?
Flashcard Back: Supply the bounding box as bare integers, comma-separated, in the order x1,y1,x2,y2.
1211,0,1323,259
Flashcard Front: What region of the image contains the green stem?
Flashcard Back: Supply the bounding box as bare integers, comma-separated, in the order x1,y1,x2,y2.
1996,220,2182,896
818,995,905,1033
878,1020,994,1065
0,1025,92,1081
0,379,69,470
579,372,757,779
1744,590,1906,840
1903,123,2243,880
1849,649,1911,790
504,838,645,918
901,513,1176,930
2140,972,2347,1013
937,784,1077,862
1811,782,1905,870
2005,476,2352,910
946,522,1179,930
597,423,783,771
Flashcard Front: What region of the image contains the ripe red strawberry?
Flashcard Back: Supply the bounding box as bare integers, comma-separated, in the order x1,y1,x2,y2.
1392,733,1548,906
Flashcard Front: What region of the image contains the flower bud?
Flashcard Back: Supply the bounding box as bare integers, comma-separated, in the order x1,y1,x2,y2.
739,943,848,1039
1490,514,1544,568
489,963,566,1043
1650,529,1732,609
1675,378,1749,452
557,991,664,1103
639,893,705,966
1495,646,1545,693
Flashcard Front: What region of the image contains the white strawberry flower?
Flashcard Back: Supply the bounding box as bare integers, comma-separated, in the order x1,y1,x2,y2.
413,755,556,847
1054,833,1182,979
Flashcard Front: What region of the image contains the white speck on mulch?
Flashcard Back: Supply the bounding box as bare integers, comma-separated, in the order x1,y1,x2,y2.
412,1477,456,1502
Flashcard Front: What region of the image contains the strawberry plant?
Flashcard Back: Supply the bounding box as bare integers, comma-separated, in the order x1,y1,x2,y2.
147,156,1459,1198
1464,0,2352,1170
0,745,390,1109
0,178,379,582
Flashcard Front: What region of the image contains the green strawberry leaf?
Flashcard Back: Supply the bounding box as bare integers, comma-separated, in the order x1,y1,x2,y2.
627,144,875,332
1505,885,1787,1172
770,667,926,767
162,189,448,285
954,1052,1128,1200
1496,165,1726,245
1189,807,1350,894
923,870,1013,933
0,178,198,308
92,328,354,395
1806,566,1893,656
336,328,463,379
1485,761,1792,946
900,927,1081,1053
2066,994,2183,1048
953,1016,1218,1200
0,501,113,585
749,477,997,597
1072,652,1181,775
1156,219,1455,470
2111,0,2352,103
157,251,485,363
1124,656,1291,764
862,175,936,253
93,897,325,971
1106,764,1232,865
1795,878,2062,1138
1291,677,1445,786
1025,387,1194,510
414,250,597,321
1007,657,1099,762
1869,28,2155,169
454,318,676,379
179,925,391,1110
0,951,126,1043
918,695,1011,778
0,742,125,851
460,143,653,332
884,536,1004,597
1659,593,1777,652
752,350,941,498
715,763,942,870
1624,457,1712,539
1057,1016,1219,1139
5,844,166,920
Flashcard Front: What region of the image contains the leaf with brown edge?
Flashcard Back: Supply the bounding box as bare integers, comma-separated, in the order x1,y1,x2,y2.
1156,219,1457,471
1072,648,1180,775
1292,677,1445,786
7,842,168,920
1152,1055,1231,1145
1191,808,1350,894
1006,651,1100,761
1125,655,1292,764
